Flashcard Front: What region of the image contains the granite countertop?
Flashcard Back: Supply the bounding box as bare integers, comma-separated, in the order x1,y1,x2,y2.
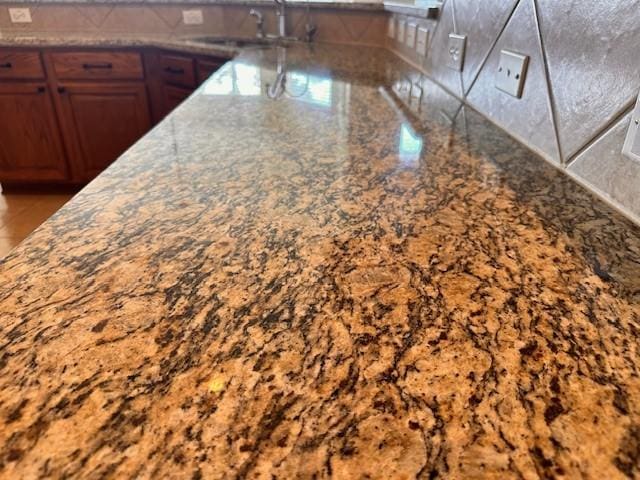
0,39,639,479
0,35,242,56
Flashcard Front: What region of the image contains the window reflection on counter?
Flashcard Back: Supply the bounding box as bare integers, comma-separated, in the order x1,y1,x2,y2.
202,62,261,96
398,123,423,166
202,61,339,111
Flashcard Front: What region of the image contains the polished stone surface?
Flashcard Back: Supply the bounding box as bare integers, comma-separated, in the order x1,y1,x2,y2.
0,42,639,479
0,35,238,57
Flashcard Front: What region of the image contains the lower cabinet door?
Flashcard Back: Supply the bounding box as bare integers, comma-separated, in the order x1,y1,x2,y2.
56,82,151,181
0,83,69,183
162,84,193,117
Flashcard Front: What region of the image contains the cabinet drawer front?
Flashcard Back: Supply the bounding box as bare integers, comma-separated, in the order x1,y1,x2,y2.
159,54,196,88
50,51,144,80
196,58,226,84
0,51,45,80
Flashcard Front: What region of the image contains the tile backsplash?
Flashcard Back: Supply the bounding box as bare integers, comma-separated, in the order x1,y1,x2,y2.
0,3,387,46
388,0,640,223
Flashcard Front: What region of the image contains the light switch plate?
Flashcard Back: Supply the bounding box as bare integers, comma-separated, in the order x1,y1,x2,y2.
622,94,640,162
416,27,429,57
8,8,32,23
182,9,203,25
387,18,395,38
405,23,417,48
396,20,406,43
446,33,466,71
495,50,529,98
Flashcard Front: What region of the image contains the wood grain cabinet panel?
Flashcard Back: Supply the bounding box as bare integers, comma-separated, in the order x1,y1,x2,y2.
196,58,226,85
50,51,144,81
162,84,192,116
0,83,69,183
159,54,196,88
0,51,45,80
55,83,151,181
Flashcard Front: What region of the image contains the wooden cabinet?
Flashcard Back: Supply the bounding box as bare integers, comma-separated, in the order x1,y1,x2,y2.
0,46,228,186
0,83,68,183
0,51,45,80
54,83,151,181
196,58,226,84
146,50,228,123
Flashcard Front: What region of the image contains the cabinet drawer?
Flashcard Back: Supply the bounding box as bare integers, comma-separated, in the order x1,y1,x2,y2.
159,54,195,88
196,58,226,84
0,51,45,80
50,51,144,80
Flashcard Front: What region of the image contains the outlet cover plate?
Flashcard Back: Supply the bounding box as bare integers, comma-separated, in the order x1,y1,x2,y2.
387,18,395,38
416,27,429,57
8,8,32,23
396,20,406,43
182,9,203,25
446,33,466,71
622,94,640,162
495,50,529,98
405,23,417,48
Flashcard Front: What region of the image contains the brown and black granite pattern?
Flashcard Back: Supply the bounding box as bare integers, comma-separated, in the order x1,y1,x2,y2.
0,43,640,479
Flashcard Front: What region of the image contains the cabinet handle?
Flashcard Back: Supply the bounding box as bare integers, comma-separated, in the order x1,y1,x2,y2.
0,62,12,69
82,62,113,70
57,86,66,94
37,86,46,93
164,66,185,75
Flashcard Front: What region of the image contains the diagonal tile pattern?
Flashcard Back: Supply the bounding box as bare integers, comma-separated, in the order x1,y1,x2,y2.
466,0,559,163
424,0,463,98
536,0,640,162
454,0,518,95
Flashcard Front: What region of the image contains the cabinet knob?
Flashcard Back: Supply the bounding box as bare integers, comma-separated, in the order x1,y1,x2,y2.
0,62,12,69
57,86,66,94
37,86,46,93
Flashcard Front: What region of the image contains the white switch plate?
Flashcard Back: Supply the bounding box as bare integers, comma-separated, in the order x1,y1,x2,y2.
182,9,203,25
8,8,32,23
416,27,429,57
405,23,417,49
622,94,640,162
446,33,466,71
396,20,406,43
387,18,395,38
495,50,529,98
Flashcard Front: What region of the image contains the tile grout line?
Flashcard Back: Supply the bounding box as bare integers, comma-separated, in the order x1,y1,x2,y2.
462,0,521,98
564,99,636,168
532,0,564,165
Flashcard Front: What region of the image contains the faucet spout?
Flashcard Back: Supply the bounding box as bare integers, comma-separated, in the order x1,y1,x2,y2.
273,0,287,38
248,9,265,38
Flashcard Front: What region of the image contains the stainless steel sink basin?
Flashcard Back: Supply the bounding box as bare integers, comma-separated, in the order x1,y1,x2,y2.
191,37,275,48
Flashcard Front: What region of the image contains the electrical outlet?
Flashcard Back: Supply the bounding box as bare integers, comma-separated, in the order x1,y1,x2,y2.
387,18,395,38
8,8,32,23
416,27,429,57
396,20,406,43
622,94,640,162
182,9,203,25
405,23,417,49
495,50,529,98
446,34,466,71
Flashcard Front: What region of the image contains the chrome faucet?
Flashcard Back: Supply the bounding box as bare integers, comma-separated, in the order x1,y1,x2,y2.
274,0,287,38
249,9,265,38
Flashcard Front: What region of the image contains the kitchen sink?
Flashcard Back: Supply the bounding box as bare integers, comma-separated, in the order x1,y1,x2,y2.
191,37,276,48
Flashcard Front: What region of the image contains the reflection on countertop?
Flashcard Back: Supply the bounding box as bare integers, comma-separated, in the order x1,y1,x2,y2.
0,42,639,479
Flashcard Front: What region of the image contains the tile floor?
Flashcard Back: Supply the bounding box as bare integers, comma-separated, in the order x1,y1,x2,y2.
0,192,75,259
